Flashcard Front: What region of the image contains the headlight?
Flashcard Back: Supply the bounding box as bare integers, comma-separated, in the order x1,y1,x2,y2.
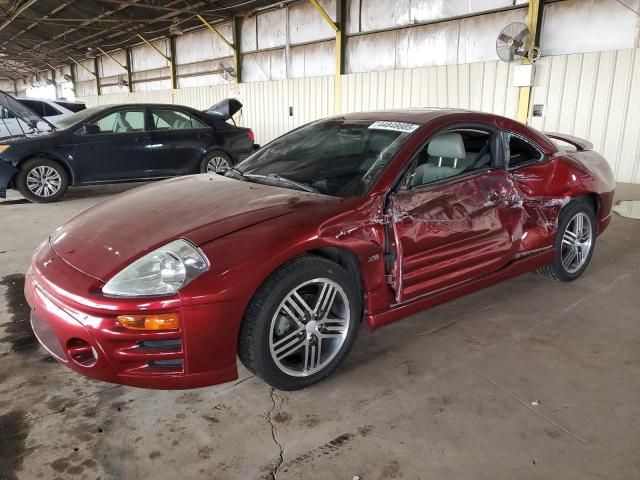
0,145,10,154
102,239,209,297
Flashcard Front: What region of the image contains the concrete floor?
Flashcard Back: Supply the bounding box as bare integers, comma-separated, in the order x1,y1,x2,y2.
1,182,639,480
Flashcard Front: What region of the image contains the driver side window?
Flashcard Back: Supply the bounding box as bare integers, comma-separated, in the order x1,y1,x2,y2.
408,129,494,188
91,109,146,134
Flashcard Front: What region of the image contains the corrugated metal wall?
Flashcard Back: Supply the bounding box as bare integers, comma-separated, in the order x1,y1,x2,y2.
79,48,640,184
529,48,640,184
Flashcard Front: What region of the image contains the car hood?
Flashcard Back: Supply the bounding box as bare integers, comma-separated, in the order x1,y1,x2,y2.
50,174,338,282
1,129,62,145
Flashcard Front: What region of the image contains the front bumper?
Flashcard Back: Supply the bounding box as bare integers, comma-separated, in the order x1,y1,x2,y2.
0,159,18,198
24,243,241,389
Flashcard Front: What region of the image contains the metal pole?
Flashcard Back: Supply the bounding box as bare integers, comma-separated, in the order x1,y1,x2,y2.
125,47,134,93
169,36,178,90
232,16,241,83
94,57,101,96
516,0,543,124
309,0,342,113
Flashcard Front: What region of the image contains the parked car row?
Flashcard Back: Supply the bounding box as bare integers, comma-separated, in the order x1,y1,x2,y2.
0,93,257,202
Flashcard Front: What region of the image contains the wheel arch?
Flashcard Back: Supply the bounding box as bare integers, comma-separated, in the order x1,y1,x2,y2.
234,245,368,334
307,247,364,303
565,192,601,220
18,153,75,185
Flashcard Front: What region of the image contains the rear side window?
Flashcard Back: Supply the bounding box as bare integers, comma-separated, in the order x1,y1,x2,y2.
151,109,207,130
18,100,61,117
505,133,543,169
18,100,44,116
42,102,62,117
55,101,86,113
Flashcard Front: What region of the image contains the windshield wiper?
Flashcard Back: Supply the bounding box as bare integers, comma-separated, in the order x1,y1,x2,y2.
224,167,246,180
244,173,320,193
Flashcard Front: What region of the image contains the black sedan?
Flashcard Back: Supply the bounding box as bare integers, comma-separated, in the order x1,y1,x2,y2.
0,99,256,202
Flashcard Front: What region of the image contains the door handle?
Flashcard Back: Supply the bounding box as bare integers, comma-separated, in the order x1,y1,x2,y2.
134,136,148,143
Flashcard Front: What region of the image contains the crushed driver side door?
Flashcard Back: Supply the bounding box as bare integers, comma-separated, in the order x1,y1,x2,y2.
386,128,526,304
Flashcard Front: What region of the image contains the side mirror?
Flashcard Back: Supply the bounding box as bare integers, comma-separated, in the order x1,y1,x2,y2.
81,123,100,135
28,119,39,129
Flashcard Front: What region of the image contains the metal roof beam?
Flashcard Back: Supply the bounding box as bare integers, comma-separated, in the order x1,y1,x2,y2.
0,0,40,33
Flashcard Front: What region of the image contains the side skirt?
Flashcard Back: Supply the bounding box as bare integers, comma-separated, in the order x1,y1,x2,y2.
367,248,555,330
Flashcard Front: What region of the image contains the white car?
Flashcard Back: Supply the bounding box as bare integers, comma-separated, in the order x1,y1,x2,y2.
0,97,86,138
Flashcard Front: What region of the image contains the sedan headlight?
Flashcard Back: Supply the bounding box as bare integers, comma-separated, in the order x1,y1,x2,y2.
102,239,209,297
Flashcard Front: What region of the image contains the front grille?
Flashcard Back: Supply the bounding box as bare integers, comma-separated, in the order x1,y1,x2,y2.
138,339,182,350
148,359,184,368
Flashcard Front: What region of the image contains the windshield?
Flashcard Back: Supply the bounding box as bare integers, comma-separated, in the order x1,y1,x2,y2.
54,106,107,130
233,119,419,197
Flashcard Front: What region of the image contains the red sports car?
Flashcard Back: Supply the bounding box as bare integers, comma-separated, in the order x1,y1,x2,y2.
25,109,615,390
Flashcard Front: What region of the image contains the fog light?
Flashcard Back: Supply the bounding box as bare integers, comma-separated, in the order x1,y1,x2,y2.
117,313,181,331
67,338,98,367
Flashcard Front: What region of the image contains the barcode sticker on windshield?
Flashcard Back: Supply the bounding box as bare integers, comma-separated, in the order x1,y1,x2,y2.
368,121,420,133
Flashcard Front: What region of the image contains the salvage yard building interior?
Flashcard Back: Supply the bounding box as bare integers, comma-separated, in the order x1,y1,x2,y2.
1,0,640,478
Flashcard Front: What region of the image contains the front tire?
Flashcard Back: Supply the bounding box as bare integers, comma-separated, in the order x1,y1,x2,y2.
16,158,69,203
537,199,596,282
199,150,233,175
238,255,361,390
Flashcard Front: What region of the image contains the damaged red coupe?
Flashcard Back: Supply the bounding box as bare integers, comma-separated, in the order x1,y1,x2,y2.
25,109,615,390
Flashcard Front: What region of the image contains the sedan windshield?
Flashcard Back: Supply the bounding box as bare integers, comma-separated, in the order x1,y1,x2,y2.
232,119,419,197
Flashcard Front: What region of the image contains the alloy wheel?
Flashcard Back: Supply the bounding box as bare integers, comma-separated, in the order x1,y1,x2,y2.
26,166,62,198
561,211,593,274
206,156,231,174
269,278,351,377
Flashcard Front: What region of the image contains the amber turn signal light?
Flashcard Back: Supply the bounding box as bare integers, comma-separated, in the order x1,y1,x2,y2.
117,313,181,331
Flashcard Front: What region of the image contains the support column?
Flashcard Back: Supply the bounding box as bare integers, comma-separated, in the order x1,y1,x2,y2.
516,0,543,124
93,57,101,96
309,0,343,113
136,34,173,90
232,16,242,83
125,47,134,93
169,36,178,90
197,14,239,84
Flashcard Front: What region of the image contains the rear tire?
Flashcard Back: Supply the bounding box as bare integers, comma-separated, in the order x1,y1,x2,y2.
537,199,596,282
16,158,69,203
199,150,233,175
238,255,361,390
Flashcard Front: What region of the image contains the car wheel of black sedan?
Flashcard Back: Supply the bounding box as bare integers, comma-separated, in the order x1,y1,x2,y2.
200,150,233,175
238,255,361,390
16,158,69,203
537,199,596,282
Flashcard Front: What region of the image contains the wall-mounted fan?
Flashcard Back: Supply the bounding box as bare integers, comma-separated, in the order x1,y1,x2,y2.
496,22,536,63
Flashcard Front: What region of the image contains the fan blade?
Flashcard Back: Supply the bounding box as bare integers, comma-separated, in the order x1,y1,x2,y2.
498,33,512,44
513,28,529,42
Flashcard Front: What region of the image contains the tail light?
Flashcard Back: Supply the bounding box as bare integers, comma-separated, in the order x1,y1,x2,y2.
246,130,255,142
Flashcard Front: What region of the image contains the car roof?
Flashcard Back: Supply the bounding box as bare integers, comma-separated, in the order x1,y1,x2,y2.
16,97,85,104
337,108,496,124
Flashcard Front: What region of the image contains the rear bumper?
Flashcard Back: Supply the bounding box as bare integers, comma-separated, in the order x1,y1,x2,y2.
25,244,241,389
